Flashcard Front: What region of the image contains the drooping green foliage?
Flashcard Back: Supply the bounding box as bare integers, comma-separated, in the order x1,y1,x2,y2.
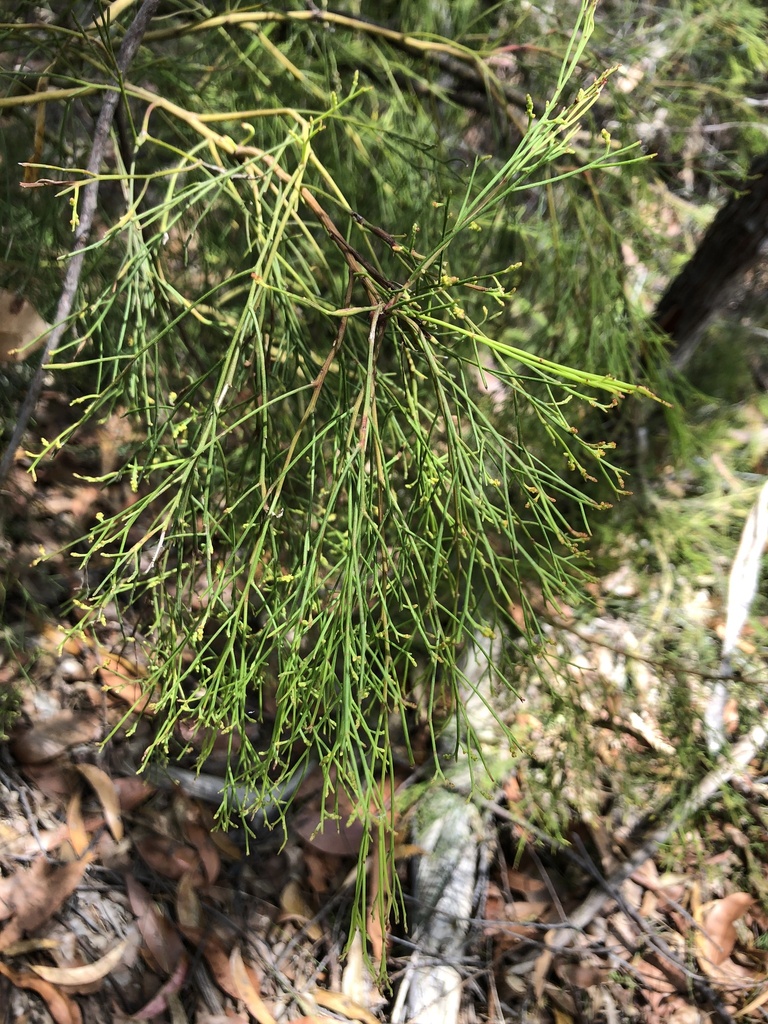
1,0,766,930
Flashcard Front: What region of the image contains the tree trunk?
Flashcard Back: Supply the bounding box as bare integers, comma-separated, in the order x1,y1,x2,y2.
653,152,768,370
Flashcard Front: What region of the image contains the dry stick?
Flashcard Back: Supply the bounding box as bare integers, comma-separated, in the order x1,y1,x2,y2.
0,0,162,486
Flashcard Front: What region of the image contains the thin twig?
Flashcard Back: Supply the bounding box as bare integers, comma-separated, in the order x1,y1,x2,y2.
542,611,766,686
526,711,768,957
0,0,162,485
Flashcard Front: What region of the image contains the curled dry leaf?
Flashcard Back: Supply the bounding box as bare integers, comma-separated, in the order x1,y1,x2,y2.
229,946,277,1024
506,866,551,900
196,1017,248,1024
286,1019,332,1024
556,958,612,989
696,892,755,980
632,957,678,1015
279,879,323,942
0,289,51,363
1,938,60,956
483,897,550,950
76,763,124,841
97,649,154,714
192,928,240,1001
65,791,89,858
342,929,382,1016
532,933,554,1002
208,829,242,861
40,623,83,657
0,961,82,1024
302,847,335,895
364,837,386,966
312,988,381,1024
30,937,129,987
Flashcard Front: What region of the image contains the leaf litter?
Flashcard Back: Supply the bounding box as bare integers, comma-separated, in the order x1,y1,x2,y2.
3,327,768,1022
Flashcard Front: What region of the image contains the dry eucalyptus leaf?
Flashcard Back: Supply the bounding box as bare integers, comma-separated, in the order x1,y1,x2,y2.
229,946,277,1024
0,854,92,952
0,961,83,1024
0,289,51,363
10,710,103,765
696,892,755,981
76,763,124,842
30,938,129,987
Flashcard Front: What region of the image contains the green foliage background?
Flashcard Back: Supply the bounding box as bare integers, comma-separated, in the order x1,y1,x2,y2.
1,0,766,926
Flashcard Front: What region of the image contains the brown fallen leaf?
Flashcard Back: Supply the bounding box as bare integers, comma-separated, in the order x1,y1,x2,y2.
696,891,755,982
280,880,323,942
30,937,129,986
39,623,83,657
112,775,156,811
180,924,240,1001
97,649,155,714
100,673,154,713
0,854,92,951
181,819,220,885
556,957,612,989
294,805,365,857
64,791,89,859
10,710,102,764
130,954,188,1020
125,874,185,976
22,763,80,805
208,828,243,861
134,834,201,882
633,955,678,1014
76,763,124,842
0,961,82,1024
303,847,336,895
176,870,203,932
506,866,551,900
229,946,277,1024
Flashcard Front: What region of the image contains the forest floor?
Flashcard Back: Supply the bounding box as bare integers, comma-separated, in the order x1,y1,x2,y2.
1,381,768,1024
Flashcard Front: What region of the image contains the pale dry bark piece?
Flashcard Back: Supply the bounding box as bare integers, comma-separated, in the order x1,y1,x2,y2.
392,628,512,1024
706,479,768,752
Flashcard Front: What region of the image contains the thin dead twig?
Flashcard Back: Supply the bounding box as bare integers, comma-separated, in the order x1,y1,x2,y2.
0,0,162,485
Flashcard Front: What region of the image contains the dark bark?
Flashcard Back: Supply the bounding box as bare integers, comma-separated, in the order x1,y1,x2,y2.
653,152,768,370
